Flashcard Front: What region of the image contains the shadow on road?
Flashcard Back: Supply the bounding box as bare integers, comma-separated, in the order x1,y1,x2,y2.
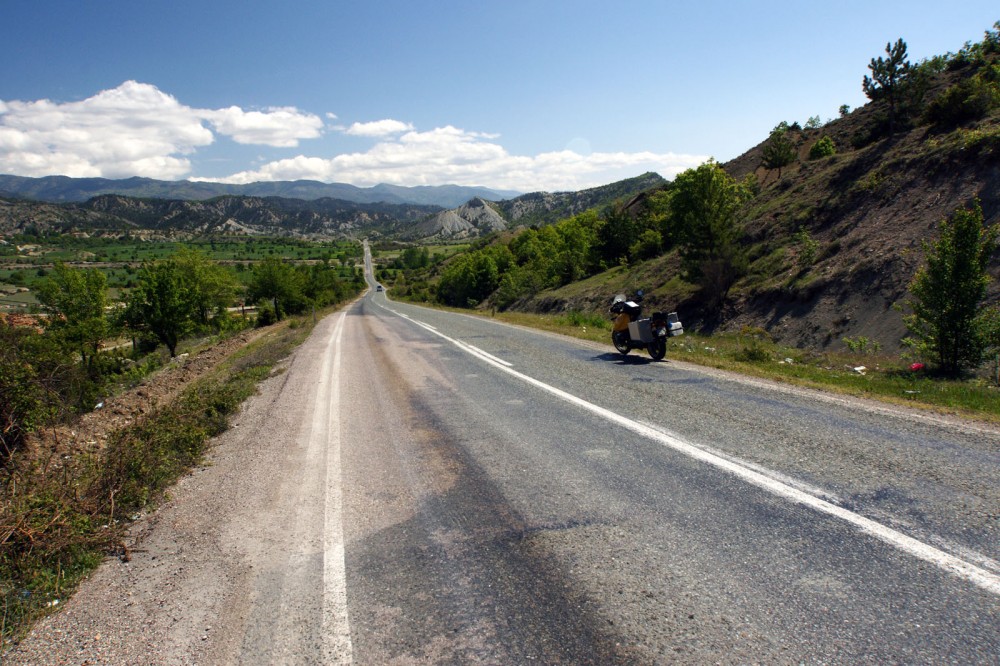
591,352,663,365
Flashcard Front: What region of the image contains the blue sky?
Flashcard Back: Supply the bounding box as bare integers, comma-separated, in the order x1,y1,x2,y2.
1,1,997,192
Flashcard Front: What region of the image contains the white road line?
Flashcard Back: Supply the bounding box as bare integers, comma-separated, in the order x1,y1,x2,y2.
320,312,353,664
465,343,513,367
396,312,1000,597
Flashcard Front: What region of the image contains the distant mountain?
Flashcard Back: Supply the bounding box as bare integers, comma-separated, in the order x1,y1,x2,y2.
0,173,667,242
404,198,509,240
401,173,666,240
495,172,666,227
0,194,442,239
0,175,520,209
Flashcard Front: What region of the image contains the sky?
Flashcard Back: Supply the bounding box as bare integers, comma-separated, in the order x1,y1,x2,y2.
1,1,997,193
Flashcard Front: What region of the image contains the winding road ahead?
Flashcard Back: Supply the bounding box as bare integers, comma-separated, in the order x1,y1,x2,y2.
10,248,999,664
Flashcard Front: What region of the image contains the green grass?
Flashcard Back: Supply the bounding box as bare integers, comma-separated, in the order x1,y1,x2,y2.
481,310,1000,421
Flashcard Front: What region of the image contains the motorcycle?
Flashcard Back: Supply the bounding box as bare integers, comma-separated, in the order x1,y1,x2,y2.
609,291,683,360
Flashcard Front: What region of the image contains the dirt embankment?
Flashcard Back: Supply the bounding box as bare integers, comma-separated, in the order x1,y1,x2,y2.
25,328,269,464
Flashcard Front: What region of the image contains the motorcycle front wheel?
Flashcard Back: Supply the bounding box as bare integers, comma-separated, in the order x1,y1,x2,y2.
612,331,631,355
648,338,666,360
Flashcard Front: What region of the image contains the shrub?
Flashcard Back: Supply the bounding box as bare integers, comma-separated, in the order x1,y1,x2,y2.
795,227,820,269
732,325,773,363
924,69,1000,127
808,136,836,160
255,302,278,327
843,336,882,355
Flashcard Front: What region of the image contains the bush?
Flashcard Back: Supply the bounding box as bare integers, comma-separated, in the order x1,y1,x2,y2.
808,136,836,160
1,322,308,644
255,302,278,327
0,328,52,460
795,227,820,269
924,70,1000,127
732,325,773,363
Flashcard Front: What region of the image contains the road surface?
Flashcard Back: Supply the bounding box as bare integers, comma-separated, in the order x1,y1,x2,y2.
9,248,999,664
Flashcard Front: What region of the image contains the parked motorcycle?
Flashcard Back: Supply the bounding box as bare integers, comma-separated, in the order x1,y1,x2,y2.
609,291,683,360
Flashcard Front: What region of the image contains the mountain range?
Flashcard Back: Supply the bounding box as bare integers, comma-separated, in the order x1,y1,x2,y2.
0,175,521,209
0,173,663,241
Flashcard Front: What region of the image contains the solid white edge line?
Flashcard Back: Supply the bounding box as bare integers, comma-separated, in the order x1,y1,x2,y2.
322,312,353,664
466,344,513,367
395,311,1000,597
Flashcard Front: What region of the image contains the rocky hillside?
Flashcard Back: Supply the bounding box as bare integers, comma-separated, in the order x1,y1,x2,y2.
512,27,1000,353
714,53,1000,351
495,172,666,227
0,194,442,239
0,173,663,242
404,172,666,240
404,198,509,239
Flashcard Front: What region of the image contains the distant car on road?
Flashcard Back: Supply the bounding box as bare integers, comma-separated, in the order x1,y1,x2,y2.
376,285,383,292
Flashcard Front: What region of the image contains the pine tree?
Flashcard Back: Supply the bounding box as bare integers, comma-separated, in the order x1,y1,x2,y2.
761,124,796,177
904,201,999,375
863,38,911,136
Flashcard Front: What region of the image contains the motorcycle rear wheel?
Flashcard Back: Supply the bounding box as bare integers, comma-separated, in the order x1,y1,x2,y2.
612,332,631,355
648,338,666,360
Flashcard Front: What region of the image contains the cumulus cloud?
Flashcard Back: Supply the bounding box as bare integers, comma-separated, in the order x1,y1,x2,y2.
0,81,323,178
345,119,415,137
208,124,707,192
0,82,708,191
202,106,323,147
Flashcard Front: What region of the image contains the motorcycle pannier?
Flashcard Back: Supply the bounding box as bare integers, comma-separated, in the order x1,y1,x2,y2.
667,312,684,336
628,318,655,344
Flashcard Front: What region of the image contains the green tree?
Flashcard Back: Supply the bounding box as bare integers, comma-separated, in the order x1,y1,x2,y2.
172,249,239,326
924,64,1000,127
903,200,999,375
668,160,752,303
1,325,54,457
863,38,911,135
761,124,796,177
36,263,111,369
247,257,308,320
553,211,601,282
436,246,511,307
401,246,430,269
597,206,640,265
630,229,663,261
123,260,194,357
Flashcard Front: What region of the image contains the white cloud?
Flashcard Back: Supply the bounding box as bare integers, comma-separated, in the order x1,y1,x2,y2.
0,82,709,191
0,81,322,178
201,105,323,147
207,125,708,192
345,119,415,137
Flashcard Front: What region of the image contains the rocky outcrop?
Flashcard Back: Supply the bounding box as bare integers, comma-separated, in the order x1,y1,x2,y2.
406,197,508,239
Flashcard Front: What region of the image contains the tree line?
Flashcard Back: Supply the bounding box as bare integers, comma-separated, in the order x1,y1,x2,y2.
431,160,754,312
1,249,364,460
417,156,999,378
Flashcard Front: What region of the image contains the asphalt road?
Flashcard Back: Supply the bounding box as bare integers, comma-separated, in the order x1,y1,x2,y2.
9,259,999,664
